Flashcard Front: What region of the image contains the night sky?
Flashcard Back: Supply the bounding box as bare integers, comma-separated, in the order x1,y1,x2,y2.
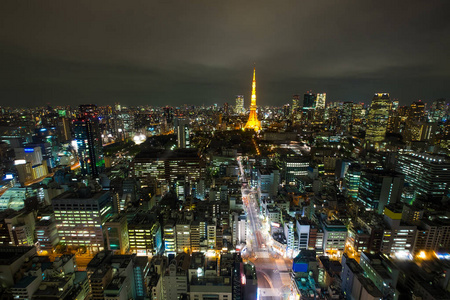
1,0,449,107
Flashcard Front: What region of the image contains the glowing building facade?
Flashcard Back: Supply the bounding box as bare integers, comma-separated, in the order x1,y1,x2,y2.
244,68,261,131
52,189,113,253
365,93,391,148
292,95,300,114
344,164,361,199
315,93,326,110
235,95,244,115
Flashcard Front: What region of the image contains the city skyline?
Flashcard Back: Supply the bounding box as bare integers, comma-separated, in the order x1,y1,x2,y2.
1,1,450,107
1,1,450,299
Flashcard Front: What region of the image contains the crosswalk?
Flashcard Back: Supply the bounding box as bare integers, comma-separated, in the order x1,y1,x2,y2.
259,288,280,297
255,251,270,258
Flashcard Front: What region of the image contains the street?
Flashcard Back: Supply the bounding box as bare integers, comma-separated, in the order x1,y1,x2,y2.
238,157,292,300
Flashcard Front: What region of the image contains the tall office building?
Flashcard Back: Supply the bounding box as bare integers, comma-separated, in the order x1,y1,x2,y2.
175,118,190,148
409,100,425,121
128,214,162,256
341,102,353,131
283,104,291,117
74,104,103,177
351,103,364,133
284,157,309,185
396,152,450,203
14,146,48,185
292,95,300,113
235,95,244,115
344,164,362,199
176,220,191,253
105,215,129,255
131,148,205,187
223,102,229,116
430,98,448,122
245,67,261,131
315,93,326,110
303,91,316,110
57,117,72,142
52,188,113,253
35,218,60,252
365,93,391,147
321,219,348,256
392,100,399,111
163,220,176,254
357,169,404,213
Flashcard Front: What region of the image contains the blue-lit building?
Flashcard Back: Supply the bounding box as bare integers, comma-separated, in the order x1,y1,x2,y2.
303,92,316,110
396,152,450,203
357,169,404,213
73,105,103,177
291,250,320,299
344,163,362,199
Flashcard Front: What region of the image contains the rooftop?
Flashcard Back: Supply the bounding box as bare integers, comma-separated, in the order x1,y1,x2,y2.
357,274,383,297
105,277,126,291
13,276,38,289
0,246,36,266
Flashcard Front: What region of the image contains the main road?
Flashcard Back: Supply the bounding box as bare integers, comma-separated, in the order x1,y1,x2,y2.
238,157,292,300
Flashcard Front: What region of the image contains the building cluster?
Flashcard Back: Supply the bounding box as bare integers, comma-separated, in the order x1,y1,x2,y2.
0,245,256,300
0,74,449,299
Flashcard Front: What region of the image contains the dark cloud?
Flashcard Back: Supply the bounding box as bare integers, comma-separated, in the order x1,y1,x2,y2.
0,0,449,107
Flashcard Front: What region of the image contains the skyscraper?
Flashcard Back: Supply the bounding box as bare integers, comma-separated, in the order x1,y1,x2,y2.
303,91,316,110
357,169,404,213
365,93,391,148
292,95,300,113
396,152,450,203
74,105,103,177
430,98,448,122
409,100,425,121
344,163,362,199
283,104,291,117
235,95,244,115
315,93,326,110
175,118,190,148
223,102,229,116
341,102,353,131
245,67,261,131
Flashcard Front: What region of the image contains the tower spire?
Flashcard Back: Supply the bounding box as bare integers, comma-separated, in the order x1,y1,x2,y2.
245,66,261,131
251,66,256,107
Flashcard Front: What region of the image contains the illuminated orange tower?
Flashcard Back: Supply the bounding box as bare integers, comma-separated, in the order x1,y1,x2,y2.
245,67,261,131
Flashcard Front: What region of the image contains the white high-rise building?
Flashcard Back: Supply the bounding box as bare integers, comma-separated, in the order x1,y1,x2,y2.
232,212,247,247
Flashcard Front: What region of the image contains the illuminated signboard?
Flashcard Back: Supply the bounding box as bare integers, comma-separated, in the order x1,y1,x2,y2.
24,148,35,152
436,253,450,260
